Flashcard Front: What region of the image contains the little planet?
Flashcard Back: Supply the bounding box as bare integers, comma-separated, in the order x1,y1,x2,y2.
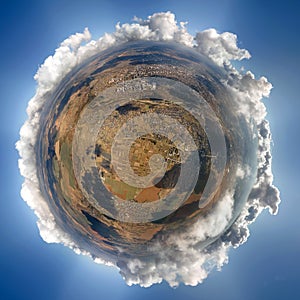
36,41,257,267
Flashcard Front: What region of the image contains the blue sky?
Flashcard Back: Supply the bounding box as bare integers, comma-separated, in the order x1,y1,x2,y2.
0,0,299,299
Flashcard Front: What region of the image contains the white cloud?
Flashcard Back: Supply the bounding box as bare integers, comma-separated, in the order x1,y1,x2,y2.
236,164,252,179
195,28,251,66
16,12,280,287
119,191,239,287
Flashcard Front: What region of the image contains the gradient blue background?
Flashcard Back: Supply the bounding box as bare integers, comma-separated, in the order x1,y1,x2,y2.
0,0,299,299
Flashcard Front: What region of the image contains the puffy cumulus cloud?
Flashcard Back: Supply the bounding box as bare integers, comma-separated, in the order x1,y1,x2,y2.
132,12,194,46
120,244,229,288
120,191,234,287
195,28,251,66
225,70,272,124
16,12,280,287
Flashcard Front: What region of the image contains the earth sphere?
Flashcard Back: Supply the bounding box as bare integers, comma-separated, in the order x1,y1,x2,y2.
37,41,257,263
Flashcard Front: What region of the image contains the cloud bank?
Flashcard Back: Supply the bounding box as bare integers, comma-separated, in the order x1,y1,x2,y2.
16,11,280,287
